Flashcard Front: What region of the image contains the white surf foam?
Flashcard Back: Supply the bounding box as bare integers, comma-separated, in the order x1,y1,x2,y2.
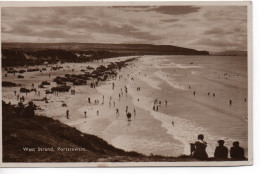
128,87,237,157
138,75,161,90
154,62,202,69
154,71,187,90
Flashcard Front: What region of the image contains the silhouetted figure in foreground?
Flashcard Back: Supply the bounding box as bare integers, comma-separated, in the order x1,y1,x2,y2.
214,140,228,159
230,141,245,160
192,134,208,160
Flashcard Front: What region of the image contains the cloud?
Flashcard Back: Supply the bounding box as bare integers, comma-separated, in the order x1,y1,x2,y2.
113,6,200,15
149,6,200,15
160,19,179,22
1,5,248,52
204,27,226,35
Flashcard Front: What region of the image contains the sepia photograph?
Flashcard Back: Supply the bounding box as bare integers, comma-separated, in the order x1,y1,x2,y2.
0,1,252,167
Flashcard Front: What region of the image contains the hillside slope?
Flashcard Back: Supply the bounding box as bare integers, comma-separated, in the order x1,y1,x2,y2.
2,102,196,162
1,42,209,67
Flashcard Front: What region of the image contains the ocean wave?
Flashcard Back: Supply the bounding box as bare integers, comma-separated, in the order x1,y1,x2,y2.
138,75,161,90
154,71,187,90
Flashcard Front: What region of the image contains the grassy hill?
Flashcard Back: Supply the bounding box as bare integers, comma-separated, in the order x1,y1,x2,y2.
1,42,209,67
2,102,196,162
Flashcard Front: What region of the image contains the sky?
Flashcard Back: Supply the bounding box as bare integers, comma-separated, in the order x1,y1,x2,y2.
1,5,247,52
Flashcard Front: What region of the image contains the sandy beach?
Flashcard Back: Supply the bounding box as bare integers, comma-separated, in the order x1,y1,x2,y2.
2,55,248,158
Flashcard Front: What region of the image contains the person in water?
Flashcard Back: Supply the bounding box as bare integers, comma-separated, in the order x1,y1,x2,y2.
230,141,245,160
192,134,208,160
214,140,228,159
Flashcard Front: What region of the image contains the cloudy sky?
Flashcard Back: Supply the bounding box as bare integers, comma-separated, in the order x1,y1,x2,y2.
1,5,247,52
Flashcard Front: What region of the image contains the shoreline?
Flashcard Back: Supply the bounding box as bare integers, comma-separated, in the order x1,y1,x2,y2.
2,55,248,158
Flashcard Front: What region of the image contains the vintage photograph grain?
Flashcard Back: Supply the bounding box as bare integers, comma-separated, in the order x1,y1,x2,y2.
0,1,252,166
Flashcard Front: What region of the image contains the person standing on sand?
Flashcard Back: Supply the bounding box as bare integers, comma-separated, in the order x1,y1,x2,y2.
127,112,131,121
88,97,91,103
14,90,16,96
116,108,119,116
84,111,87,118
126,106,128,113
193,91,196,96
66,110,69,119
97,110,99,116
134,109,136,116
165,100,168,107
156,105,159,111
229,99,232,106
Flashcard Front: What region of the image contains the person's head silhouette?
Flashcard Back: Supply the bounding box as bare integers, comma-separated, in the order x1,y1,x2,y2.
218,140,225,146
198,134,204,140
233,141,239,147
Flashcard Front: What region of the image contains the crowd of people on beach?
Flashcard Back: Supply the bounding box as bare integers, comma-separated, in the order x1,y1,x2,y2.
3,57,247,160
62,68,138,124
152,99,168,112
190,134,246,160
